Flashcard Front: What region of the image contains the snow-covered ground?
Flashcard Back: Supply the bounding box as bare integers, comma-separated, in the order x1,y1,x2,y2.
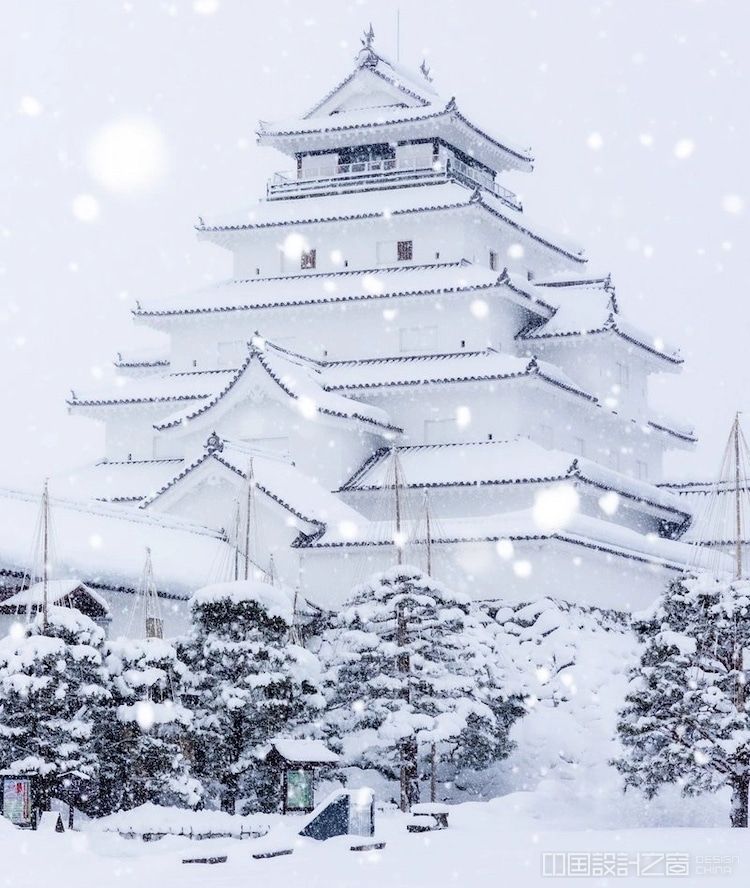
2,792,746,888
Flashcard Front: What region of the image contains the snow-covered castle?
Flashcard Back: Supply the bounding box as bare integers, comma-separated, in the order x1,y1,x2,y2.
1,35,708,632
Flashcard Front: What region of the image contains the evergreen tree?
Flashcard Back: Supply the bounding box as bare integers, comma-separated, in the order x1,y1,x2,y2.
616,573,750,827
96,636,201,813
180,580,324,813
0,607,110,812
319,565,520,809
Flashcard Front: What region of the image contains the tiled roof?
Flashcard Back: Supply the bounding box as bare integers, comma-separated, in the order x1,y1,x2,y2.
153,342,400,436
339,439,690,522
141,440,364,532
196,181,584,263
133,262,554,319
323,350,597,402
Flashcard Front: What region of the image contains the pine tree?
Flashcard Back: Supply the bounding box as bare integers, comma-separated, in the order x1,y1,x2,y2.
180,580,324,813
95,636,201,813
615,573,750,827
319,565,519,809
0,607,110,812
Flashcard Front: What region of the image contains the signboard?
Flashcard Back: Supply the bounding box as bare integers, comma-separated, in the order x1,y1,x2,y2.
2,777,32,827
286,769,314,812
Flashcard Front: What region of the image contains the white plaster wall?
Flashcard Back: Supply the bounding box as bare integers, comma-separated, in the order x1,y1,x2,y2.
298,538,674,613
228,208,580,282
161,290,530,370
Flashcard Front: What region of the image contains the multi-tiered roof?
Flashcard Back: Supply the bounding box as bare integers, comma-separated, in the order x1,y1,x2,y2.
43,32,713,614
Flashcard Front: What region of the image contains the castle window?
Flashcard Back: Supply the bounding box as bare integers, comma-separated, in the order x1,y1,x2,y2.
301,249,316,270
397,240,413,262
489,250,498,271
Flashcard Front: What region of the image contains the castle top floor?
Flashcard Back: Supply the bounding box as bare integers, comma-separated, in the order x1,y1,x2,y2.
255,33,533,204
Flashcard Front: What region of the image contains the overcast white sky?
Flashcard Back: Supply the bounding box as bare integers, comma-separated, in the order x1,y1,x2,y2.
1,0,747,490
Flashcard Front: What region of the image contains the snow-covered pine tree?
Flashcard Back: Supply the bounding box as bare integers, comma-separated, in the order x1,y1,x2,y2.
0,607,110,813
616,573,750,827
180,580,325,813
96,637,201,813
319,565,519,810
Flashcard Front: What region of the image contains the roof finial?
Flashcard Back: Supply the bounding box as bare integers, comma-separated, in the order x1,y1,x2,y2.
204,431,224,454
362,22,375,49
420,58,433,83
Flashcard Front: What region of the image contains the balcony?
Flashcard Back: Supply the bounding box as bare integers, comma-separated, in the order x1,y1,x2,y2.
266,156,521,210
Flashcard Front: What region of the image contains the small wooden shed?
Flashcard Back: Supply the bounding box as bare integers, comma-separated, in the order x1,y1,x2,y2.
264,739,339,814
0,579,110,622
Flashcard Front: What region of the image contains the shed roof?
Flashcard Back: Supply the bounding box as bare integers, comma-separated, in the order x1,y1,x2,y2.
267,739,340,764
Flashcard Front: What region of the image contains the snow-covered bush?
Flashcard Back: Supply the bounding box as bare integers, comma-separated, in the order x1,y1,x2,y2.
319,565,520,809
616,574,750,827
180,580,325,813
479,597,638,818
0,607,110,811
96,636,201,813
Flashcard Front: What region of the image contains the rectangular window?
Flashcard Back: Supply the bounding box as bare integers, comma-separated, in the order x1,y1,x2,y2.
301,249,316,269
636,459,648,480
397,240,413,262
489,250,498,271
574,437,586,457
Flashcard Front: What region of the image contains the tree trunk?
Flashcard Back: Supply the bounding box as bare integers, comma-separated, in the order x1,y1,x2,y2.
730,776,749,828
399,737,419,812
220,780,236,815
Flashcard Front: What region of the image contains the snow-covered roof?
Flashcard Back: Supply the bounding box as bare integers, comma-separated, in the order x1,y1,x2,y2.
304,44,440,117
113,347,170,370
190,579,294,623
51,459,184,503
69,370,235,408
0,579,110,615
196,180,585,264
69,342,400,438
647,415,697,445
519,278,682,366
267,738,339,764
133,262,553,320
657,480,750,544
322,349,593,401
258,45,533,174
340,440,689,522
141,440,366,532
301,506,715,573
151,341,400,437
0,487,227,599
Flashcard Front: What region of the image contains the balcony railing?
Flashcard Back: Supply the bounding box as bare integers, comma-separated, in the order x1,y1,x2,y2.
446,157,521,209
267,156,521,210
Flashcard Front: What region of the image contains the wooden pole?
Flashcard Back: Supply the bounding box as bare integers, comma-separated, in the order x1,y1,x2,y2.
42,479,49,630
233,498,241,581
734,413,743,581
244,459,254,581
430,742,437,803
393,449,403,566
